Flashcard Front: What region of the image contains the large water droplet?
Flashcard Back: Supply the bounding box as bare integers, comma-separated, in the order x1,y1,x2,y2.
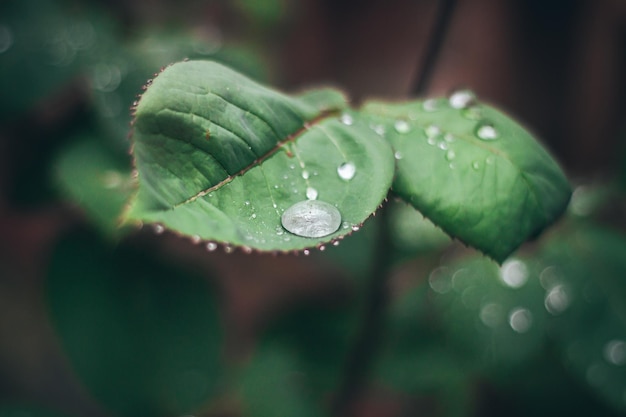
476,123,498,140
394,119,411,134
281,200,342,238
449,89,476,109
508,307,533,333
337,162,356,180
340,113,353,126
306,187,318,200
499,259,528,288
604,340,626,366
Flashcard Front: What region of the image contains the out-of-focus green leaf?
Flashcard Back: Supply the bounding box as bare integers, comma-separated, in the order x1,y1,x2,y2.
123,60,394,252
0,406,71,417
46,232,223,417
55,135,132,236
361,94,571,263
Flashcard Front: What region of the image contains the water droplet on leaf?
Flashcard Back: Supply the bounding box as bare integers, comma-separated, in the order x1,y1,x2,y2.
281,200,342,238
448,89,476,109
394,151,403,160
206,242,218,251
337,162,356,180
461,105,482,120
394,119,411,134
471,161,481,170
476,123,498,140
153,224,165,234
445,150,456,161
351,225,360,232
499,259,528,288
302,170,310,180
340,113,353,126
425,124,441,138
306,187,318,200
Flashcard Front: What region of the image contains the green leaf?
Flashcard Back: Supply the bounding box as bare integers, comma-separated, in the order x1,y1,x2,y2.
361,94,571,262
55,134,133,236
46,232,224,417
123,60,395,252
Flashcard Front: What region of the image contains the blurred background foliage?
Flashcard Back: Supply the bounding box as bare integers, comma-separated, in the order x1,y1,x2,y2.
0,0,625,416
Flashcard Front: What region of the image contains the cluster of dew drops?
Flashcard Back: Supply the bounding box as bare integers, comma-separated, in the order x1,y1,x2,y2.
391,89,500,170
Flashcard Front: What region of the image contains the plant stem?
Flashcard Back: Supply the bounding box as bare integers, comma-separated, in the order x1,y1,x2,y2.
412,0,459,96
333,1,459,414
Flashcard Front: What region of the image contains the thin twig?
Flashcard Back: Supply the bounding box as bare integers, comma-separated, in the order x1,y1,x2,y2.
332,0,459,415
412,0,459,96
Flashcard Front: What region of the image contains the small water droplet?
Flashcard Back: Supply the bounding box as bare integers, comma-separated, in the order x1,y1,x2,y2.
272,203,278,209
604,340,626,366
224,245,234,254
191,234,201,244
318,245,326,251
242,246,253,254
244,200,250,206
337,162,356,180
351,225,360,232
461,105,482,120
251,213,257,219
153,224,165,234
471,161,481,170
499,258,528,289
340,113,354,126
206,242,218,251
424,124,441,137
303,249,310,256
281,200,342,238
448,89,476,109
438,141,449,150
508,307,533,333
372,124,385,136
302,170,310,180
485,156,495,165
394,151,403,160
448,162,456,169
476,123,498,140
342,221,350,229
445,150,456,161
444,133,456,143
306,187,318,200
427,137,437,146
394,119,411,134
422,98,439,112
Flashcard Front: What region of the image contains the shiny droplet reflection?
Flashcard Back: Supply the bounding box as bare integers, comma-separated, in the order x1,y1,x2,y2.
306,187,318,200
281,200,341,238
476,123,499,140
337,162,356,180
499,259,528,288
508,307,533,333
394,119,411,134
448,89,476,109
422,98,439,112
340,113,353,126
425,124,441,138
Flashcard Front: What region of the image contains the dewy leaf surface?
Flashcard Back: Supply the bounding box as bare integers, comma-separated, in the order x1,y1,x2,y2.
361,95,571,262
124,60,394,251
